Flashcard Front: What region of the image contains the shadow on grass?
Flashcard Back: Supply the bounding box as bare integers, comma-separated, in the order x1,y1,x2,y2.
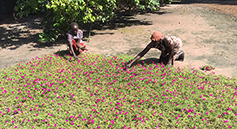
130,58,170,67
54,49,92,62
53,50,171,70
138,58,160,65
54,50,70,56
54,50,163,64
53,49,75,61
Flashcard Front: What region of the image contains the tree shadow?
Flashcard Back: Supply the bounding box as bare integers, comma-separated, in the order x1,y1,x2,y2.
0,15,64,50
82,9,168,38
0,0,17,21
0,7,168,50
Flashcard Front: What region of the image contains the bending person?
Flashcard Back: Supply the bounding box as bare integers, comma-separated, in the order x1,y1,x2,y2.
126,31,184,69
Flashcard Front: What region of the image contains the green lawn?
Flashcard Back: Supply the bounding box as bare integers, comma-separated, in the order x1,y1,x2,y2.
0,51,236,129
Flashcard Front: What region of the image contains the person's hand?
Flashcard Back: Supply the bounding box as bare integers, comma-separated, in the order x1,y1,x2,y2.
167,60,173,67
80,46,85,51
168,64,173,68
125,64,131,70
74,56,79,60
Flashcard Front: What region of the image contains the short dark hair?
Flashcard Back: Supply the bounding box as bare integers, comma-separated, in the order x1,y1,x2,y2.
70,22,78,29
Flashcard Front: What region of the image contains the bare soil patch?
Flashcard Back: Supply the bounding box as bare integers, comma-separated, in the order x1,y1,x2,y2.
193,1,237,18
0,3,236,77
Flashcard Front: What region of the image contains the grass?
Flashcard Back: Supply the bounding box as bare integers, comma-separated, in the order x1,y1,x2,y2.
0,50,237,129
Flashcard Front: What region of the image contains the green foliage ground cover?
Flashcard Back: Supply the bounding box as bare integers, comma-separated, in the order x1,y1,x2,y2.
0,51,237,128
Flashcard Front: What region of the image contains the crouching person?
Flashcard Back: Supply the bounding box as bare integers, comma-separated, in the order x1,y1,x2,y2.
67,22,86,60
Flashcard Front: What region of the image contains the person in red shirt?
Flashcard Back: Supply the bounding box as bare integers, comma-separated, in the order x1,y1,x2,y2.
126,31,184,69
67,22,86,60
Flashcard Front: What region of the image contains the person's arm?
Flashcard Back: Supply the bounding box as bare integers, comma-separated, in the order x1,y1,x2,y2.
159,51,167,64
163,36,174,65
167,44,174,65
69,41,78,59
68,32,79,59
77,30,85,51
126,43,153,69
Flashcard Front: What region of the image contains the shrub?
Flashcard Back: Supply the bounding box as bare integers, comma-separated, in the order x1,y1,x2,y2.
15,0,172,42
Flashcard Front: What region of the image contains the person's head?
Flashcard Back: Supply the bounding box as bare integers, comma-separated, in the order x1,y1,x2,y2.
150,31,162,44
70,22,79,35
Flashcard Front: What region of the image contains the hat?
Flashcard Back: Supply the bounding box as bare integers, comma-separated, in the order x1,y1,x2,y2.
150,31,162,41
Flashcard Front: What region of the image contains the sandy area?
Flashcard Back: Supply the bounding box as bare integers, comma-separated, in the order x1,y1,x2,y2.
0,2,236,77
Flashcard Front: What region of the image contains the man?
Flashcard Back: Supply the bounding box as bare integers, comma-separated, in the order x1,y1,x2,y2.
67,22,86,60
126,31,184,69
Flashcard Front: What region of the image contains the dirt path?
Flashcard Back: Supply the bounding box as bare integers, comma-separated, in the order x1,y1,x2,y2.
0,3,237,77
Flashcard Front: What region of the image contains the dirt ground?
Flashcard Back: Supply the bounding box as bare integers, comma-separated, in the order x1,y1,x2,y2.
0,1,237,77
